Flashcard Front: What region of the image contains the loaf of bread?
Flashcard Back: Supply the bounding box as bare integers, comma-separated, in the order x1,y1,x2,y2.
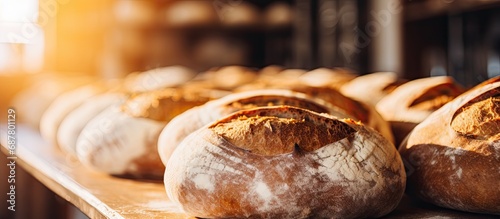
48,66,197,157
376,76,464,145
39,81,115,147
399,80,500,215
340,72,404,106
76,88,210,179
164,106,406,218
208,66,258,90
158,89,351,165
289,85,394,143
163,1,218,27
299,67,357,89
57,92,127,157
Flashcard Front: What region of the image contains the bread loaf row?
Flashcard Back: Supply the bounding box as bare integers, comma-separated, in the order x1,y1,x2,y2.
13,65,499,217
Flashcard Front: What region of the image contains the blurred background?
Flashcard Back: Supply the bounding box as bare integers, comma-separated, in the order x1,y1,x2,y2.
1,0,500,218
2,0,500,82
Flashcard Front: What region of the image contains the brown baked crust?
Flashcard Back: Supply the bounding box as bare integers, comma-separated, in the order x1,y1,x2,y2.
121,88,210,122
77,88,210,180
399,82,500,215
164,106,406,218
210,109,356,156
377,76,464,124
237,83,394,143
157,89,353,165
376,76,464,146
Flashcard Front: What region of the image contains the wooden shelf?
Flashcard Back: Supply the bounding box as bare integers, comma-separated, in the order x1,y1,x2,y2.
0,125,190,219
0,125,496,218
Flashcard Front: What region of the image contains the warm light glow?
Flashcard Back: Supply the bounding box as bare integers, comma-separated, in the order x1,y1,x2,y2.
0,0,38,23
0,0,43,74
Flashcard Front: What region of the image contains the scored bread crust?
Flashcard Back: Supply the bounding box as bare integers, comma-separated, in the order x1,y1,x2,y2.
165,106,406,219
399,81,500,215
157,89,354,165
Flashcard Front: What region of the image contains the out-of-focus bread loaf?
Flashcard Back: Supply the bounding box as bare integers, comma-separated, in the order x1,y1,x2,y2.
57,92,127,157
376,76,464,145
11,74,95,129
157,89,351,165
40,81,115,146
164,1,218,27
165,106,406,218
340,72,404,106
76,88,210,179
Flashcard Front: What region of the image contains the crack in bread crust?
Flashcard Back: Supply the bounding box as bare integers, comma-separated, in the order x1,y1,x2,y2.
210,107,356,155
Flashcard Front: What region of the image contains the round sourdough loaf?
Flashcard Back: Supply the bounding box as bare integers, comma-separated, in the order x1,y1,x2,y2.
157,89,352,165
164,106,406,218
76,88,209,179
399,81,500,215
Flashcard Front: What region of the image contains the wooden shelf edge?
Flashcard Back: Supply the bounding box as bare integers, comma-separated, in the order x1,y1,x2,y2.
0,127,124,219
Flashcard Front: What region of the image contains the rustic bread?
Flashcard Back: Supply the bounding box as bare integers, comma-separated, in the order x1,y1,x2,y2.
57,92,127,157
53,66,197,156
76,88,209,179
39,81,115,147
237,81,394,143
340,72,405,106
157,89,352,165
399,81,500,215
290,85,394,143
299,67,357,89
165,106,406,218
208,66,258,91
376,76,464,145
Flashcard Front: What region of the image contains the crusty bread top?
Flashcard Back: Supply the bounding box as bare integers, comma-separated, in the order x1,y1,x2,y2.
121,88,209,121
451,92,500,140
376,76,464,123
209,106,356,156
